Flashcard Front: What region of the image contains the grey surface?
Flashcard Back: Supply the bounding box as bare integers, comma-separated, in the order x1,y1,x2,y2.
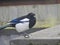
0,28,46,35
0,36,10,45
0,28,60,45
10,39,60,45
0,28,46,45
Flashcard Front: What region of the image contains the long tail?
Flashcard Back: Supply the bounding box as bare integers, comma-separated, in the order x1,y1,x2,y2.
0,23,11,30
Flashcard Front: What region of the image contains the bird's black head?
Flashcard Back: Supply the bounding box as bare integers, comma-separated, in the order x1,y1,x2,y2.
27,13,35,17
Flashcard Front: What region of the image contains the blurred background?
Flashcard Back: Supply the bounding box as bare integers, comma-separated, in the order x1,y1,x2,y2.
0,4,60,28
0,0,60,29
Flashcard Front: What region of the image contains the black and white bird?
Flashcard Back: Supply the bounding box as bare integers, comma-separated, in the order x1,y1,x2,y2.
0,13,36,38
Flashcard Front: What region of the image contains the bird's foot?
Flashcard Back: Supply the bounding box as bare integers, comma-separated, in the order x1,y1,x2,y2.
23,33,30,38
24,34,29,38
18,32,30,38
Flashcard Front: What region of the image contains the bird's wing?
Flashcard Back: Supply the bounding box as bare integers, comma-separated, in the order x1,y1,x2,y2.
20,18,29,22
10,16,28,24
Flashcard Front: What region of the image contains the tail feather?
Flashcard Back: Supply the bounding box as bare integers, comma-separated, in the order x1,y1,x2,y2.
0,23,11,30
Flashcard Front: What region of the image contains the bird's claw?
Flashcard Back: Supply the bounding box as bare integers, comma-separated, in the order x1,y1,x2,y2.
24,34,29,38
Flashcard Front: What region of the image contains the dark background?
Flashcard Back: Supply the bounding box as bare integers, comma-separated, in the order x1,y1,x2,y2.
0,0,50,2
0,0,58,6
0,0,60,6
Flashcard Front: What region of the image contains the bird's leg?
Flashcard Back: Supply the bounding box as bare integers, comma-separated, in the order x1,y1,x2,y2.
23,32,29,38
18,32,29,38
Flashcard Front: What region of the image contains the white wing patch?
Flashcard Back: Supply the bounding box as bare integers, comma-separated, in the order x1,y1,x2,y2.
15,18,29,32
20,18,29,22
15,22,29,32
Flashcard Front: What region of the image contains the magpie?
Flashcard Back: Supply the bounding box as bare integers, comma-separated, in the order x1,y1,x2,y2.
0,13,36,38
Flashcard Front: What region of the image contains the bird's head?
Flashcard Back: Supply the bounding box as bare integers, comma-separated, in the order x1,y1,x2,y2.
27,13,35,17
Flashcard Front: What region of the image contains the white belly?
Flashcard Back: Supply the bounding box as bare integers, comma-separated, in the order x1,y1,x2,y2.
15,22,29,32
